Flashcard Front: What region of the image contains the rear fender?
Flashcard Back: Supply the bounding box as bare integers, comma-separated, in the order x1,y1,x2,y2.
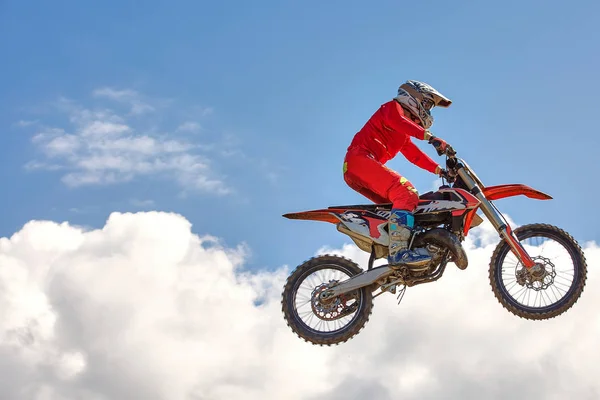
283,208,389,259
282,209,341,224
482,184,552,201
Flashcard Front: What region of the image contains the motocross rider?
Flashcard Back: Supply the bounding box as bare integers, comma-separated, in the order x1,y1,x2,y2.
343,80,453,269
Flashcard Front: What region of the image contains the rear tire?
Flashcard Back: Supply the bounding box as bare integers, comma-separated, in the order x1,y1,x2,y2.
489,223,587,320
281,254,373,345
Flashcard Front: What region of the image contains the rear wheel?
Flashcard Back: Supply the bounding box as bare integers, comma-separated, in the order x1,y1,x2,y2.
489,223,587,320
281,254,373,345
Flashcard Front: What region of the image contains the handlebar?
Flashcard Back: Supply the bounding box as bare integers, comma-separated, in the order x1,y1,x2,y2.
432,141,486,189
433,142,458,183
429,136,456,159
435,143,456,158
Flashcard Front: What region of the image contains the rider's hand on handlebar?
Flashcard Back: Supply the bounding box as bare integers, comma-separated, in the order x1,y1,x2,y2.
435,166,448,178
435,166,455,183
428,135,450,156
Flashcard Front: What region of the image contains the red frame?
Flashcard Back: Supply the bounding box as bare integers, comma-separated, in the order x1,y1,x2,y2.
462,209,480,237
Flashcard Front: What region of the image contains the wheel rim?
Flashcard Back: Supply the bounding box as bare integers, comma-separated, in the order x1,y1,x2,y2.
497,232,578,312
292,263,364,335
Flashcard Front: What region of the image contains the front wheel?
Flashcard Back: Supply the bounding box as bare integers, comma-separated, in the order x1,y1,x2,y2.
281,254,373,345
489,223,587,320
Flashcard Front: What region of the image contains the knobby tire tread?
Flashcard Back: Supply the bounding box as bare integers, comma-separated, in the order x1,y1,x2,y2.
489,223,587,320
281,254,374,346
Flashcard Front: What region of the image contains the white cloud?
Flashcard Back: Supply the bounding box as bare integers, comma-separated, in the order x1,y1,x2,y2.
92,87,155,115
0,211,598,399
14,120,38,127
45,134,80,156
80,121,130,137
92,87,138,100
24,161,65,171
177,122,202,133
25,89,231,195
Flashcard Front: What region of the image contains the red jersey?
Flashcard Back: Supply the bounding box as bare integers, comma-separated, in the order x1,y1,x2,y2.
347,100,439,174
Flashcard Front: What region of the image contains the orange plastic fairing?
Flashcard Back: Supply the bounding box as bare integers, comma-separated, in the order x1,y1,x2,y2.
482,184,552,201
282,209,343,224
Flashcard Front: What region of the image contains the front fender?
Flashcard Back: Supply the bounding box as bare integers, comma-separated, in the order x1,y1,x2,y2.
482,184,552,201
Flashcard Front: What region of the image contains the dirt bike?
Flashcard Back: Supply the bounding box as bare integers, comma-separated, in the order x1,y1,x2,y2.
280,144,587,346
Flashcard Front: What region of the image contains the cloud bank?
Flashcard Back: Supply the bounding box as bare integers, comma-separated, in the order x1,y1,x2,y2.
22,89,230,195
1,212,598,400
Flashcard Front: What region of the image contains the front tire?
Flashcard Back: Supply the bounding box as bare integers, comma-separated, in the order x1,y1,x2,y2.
489,223,587,320
281,254,373,345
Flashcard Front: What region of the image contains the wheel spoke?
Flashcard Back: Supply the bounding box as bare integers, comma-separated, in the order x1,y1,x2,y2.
284,257,373,345
491,224,586,319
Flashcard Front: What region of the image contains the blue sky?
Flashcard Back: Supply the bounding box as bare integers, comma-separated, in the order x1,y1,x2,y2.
1,0,599,271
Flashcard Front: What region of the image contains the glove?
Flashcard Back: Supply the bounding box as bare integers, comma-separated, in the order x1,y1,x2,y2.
435,166,455,182
428,135,450,156
434,166,448,178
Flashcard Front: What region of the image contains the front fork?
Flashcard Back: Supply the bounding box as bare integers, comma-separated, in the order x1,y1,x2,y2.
457,168,536,269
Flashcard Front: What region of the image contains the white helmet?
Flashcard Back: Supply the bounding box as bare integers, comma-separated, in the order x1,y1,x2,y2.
394,80,452,129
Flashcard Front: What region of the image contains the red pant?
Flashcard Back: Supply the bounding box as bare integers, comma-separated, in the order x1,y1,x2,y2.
343,148,420,211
